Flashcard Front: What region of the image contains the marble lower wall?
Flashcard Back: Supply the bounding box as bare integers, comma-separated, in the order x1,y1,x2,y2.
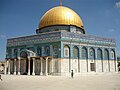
109,60,115,72
71,59,78,72
103,60,109,72
60,59,117,74
96,60,102,72
8,58,117,75
61,59,69,73
80,60,87,73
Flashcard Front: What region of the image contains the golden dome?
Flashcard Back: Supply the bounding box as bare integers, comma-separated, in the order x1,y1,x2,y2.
39,6,84,32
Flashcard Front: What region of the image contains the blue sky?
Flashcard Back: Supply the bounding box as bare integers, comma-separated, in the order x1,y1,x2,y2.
0,0,120,60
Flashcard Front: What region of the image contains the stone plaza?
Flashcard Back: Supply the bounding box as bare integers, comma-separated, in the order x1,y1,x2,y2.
0,73,120,90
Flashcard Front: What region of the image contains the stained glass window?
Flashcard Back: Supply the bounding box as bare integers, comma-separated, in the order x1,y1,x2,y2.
53,45,59,58
89,48,95,60
73,46,79,58
82,47,87,59
64,45,69,57
20,51,27,58
97,48,102,60
37,47,41,56
104,49,109,60
14,49,18,58
7,49,12,58
111,50,115,60
45,46,50,56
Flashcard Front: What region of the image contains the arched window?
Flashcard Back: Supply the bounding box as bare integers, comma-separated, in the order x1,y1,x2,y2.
14,49,18,58
111,49,115,60
97,48,102,60
37,47,41,56
20,51,28,58
53,45,59,58
89,48,95,60
104,49,109,60
64,45,70,57
45,46,50,56
73,46,79,58
82,47,87,59
7,49,12,58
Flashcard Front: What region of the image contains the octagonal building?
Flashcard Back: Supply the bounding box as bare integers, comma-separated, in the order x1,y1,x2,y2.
5,5,117,75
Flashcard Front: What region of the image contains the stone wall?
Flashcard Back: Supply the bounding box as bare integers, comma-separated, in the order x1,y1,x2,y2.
60,58,116,74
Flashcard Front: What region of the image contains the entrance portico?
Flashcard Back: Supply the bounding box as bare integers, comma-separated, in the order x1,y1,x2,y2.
6,56,52,76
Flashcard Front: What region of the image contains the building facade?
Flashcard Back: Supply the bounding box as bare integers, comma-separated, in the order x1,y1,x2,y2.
5,5,117,75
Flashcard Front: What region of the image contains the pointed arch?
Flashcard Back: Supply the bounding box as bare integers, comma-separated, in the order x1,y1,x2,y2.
14,49,18,58
7,48,12,58
73,46,79,58
81,47,87,59
97,48,102,60
104,49,109,60
45,46,50,56
37,47,42,56
111,49,115,60
89,47,95,60
20,49,36,57
20,51,28,58
64,45,70,58
53,45,59,58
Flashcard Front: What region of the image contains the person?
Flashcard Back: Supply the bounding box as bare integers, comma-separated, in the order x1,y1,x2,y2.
118,62,120,72
71,70,74,78
0,74,2,81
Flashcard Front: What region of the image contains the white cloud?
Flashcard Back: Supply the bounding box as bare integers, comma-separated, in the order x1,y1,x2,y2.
115,1,120,8
108,29,115,32
0,34,6,38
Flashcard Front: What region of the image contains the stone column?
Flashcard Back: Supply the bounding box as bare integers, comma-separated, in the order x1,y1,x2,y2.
8,59,11,75
95,48,97,60
51,58,54,73
108,49,111,72
50,45,53,73
40,58,43,75
4,60,7,75
87,47,90,72
102,48,104,72
18,57,21,75
115,49,117,72
32,58,35,75
95,48,97,72
45,57,48,76
14,59,17,75
61,42,64,58
69,44,73,72
78,46,81,73
28,57,31,75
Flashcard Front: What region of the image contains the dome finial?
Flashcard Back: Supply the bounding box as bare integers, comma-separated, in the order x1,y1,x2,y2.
60,0,62,6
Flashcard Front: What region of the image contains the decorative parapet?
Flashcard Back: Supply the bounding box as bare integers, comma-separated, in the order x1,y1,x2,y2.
7,31,116,47
7,32,61,47
61,31,116,47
